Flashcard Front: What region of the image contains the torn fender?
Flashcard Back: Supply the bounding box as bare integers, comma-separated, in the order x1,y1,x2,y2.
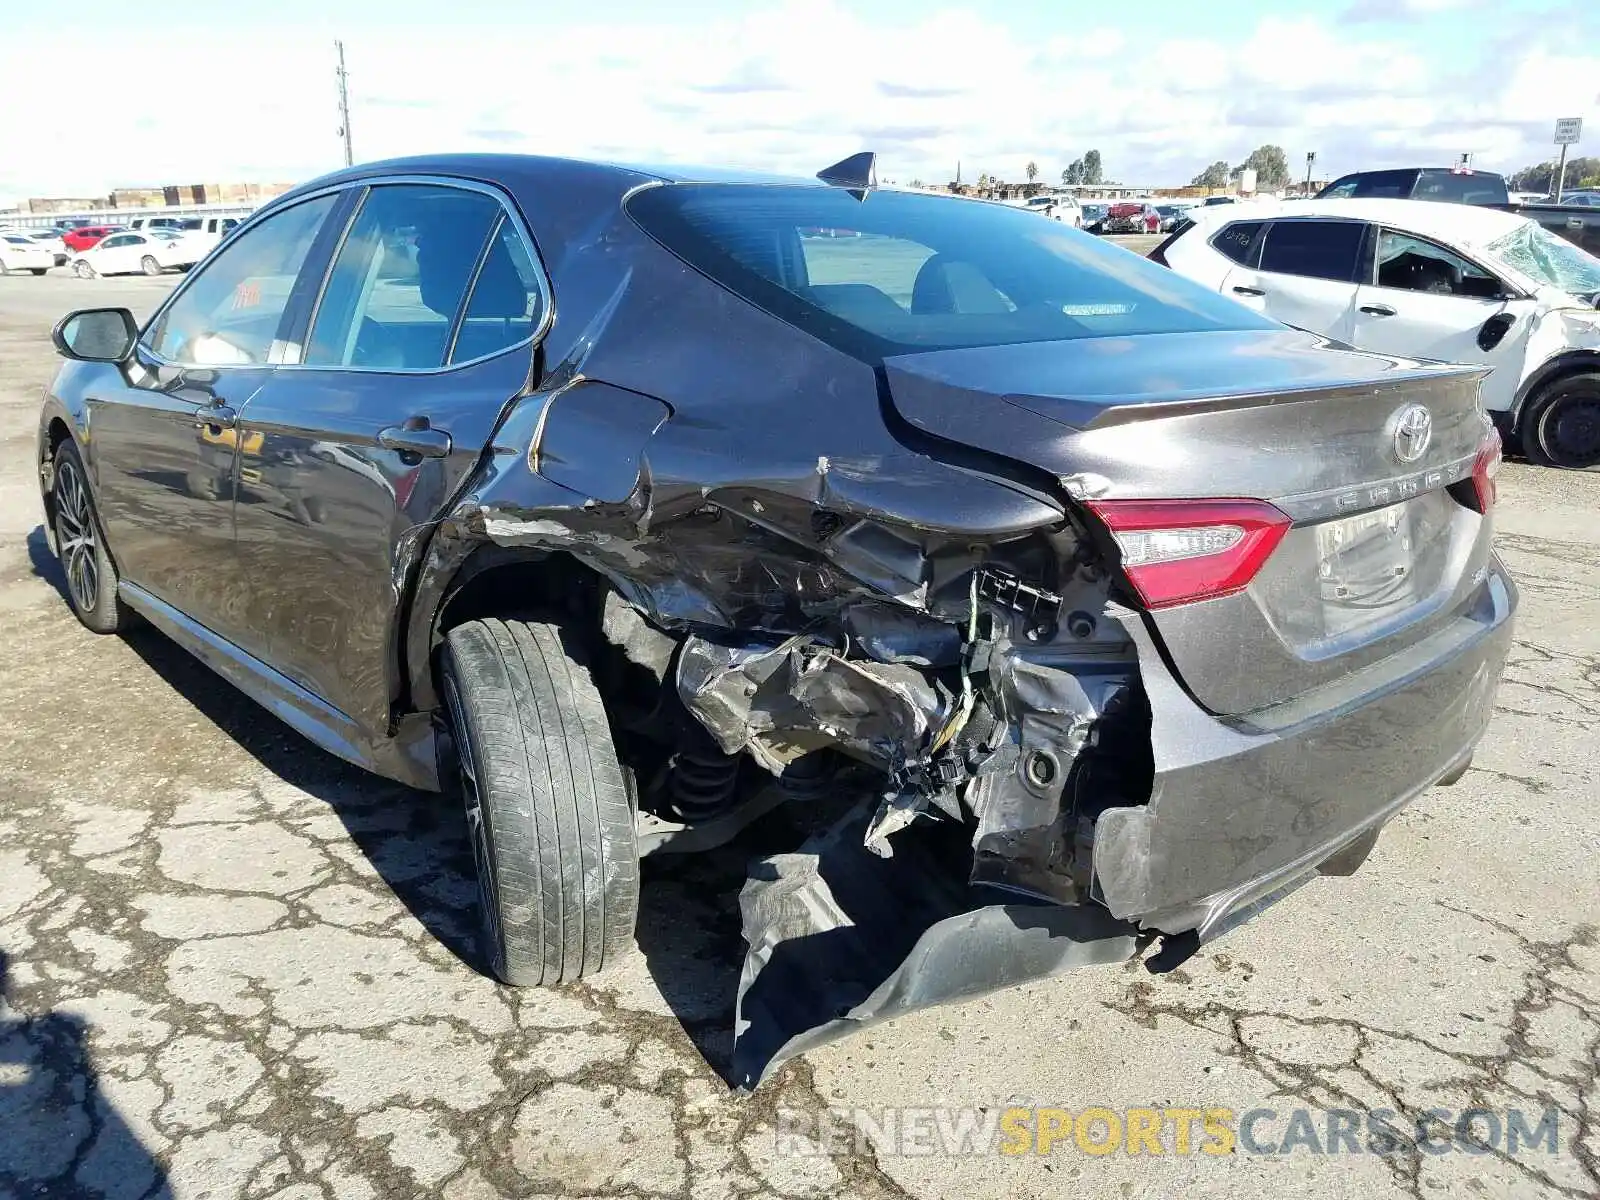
731,802,1138,1090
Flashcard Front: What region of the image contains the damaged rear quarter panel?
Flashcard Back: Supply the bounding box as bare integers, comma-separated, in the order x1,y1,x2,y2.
405,201,1072,711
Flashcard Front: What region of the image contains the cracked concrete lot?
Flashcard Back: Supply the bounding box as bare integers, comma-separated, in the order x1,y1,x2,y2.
1,272,1596,1200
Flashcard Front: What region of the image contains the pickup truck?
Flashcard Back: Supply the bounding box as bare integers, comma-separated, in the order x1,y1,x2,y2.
1317,168,1600,256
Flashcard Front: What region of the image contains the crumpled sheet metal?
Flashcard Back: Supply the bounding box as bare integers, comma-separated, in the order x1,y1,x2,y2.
965,650,1119,903
676,635,948,774
731,803,1139,1090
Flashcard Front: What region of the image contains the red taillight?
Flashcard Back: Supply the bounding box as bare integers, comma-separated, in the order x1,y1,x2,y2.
1086,498,1292,609
1468,429,1501,513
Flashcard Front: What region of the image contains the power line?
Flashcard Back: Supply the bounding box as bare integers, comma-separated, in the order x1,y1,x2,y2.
335,40,354,168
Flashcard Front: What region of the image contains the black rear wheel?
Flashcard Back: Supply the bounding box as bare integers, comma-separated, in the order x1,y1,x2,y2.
442,617,639,986
1521,371,1600,470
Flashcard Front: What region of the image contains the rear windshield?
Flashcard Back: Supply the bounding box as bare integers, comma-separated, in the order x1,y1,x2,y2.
1413,170,1508,205
627,184,1274,358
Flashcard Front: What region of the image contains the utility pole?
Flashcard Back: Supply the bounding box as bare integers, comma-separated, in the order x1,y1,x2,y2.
335,40,354,168
1305,151,1316,196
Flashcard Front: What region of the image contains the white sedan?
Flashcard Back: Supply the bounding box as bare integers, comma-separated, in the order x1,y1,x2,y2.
71,229,203,279
1159,197,1600,468
0,232,56,275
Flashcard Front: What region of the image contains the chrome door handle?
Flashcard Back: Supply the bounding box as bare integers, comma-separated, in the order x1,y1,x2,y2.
378,423,452,458
1231,285,1266,297
1360,304,1397,317
194,404,236,429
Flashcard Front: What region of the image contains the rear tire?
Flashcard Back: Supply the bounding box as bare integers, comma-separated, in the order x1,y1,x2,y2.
74,260,95,279
141,255,162,276
442,617,639,986
1519,371,1600,470
31,267,47,276
51,441,129,634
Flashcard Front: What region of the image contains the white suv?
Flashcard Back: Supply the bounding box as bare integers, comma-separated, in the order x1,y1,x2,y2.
1157,198,1600,467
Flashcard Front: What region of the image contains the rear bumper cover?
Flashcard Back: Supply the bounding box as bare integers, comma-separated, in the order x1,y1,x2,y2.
1092,559,1517,935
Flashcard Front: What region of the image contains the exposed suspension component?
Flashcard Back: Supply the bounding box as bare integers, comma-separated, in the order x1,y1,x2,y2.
668,748,742,822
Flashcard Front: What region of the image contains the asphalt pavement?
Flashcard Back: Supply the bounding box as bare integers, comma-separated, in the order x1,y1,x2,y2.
0,267,1595,1200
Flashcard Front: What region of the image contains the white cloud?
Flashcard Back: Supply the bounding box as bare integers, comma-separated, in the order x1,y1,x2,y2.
0,2,1596,204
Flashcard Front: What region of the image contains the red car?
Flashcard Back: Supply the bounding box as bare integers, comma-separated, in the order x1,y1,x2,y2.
61,225,125,253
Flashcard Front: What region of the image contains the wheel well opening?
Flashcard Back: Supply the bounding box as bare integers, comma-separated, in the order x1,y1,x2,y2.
47,419,72,457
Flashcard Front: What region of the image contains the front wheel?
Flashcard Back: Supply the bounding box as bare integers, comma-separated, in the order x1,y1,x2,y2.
31,268,48,276
140,255,162,276
1520,371,1600,470
442,617,639,986
51,441,129,634
73,260,95,279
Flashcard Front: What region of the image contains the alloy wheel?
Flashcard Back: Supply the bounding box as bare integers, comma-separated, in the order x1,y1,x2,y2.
54,458,99,613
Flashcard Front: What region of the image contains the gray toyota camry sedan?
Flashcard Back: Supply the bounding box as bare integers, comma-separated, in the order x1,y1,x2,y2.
36,152,1515,1086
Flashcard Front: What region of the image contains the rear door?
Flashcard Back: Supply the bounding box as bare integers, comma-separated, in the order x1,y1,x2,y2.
1349,228,1535,413
1221,218,1365,341
229,179,549,734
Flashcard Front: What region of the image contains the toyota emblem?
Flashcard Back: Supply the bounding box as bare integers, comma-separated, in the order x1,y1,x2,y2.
1391,404,1433,463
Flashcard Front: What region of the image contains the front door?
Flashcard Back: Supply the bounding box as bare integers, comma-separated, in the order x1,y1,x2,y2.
86,192,343,644
1348,229,1536,414
231,181,548,734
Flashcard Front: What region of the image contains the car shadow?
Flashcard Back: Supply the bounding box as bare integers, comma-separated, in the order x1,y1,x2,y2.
26,525,70,606
109,607,767,1080
114,620,485,975
26,528,838,1084
0,949,170,1196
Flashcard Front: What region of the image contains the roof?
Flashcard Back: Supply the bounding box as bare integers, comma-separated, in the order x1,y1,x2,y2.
1188,197,1529,248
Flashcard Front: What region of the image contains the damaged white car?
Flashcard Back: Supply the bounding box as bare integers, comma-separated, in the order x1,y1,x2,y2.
39,154,1516,1088
1157,197,1600,468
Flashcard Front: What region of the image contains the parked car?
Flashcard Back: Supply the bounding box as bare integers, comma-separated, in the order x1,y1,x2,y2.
38,154,1515,1087
0,232,55,275
1317,168,1600,256
23,230,71,265
1080,202,1109,233
1102,201,1153,233
61,225,125,254
1155,204,1193,232
70,228,202,277
1156,197,1600,467
127,216,189,232
1023,193,1083,227
175,214,244,255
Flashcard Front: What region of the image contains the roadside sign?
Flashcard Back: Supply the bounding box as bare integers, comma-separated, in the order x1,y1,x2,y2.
1554,118,1582,145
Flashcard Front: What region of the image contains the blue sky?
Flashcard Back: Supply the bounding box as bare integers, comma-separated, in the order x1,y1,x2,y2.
4,0,1597,202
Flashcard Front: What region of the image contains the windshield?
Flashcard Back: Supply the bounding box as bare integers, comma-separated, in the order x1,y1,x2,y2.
628,184,1274,358
1485,223,1600,297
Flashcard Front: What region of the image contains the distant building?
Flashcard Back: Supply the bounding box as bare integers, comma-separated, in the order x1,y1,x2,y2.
19,181,294,215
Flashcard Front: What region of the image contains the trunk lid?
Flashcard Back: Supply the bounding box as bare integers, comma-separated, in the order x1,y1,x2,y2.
883,328,1495,716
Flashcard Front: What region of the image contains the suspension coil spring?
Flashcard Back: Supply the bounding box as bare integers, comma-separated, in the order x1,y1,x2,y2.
669,749,741,823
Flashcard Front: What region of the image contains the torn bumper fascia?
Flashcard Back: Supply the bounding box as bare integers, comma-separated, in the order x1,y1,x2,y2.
1091,563,1517,938
730,802,1139,1090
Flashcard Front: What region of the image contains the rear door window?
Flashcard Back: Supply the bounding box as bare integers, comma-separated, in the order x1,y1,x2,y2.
304,183,500,371
1257,220,1366,282
627,184,1274,358
448,215,546,364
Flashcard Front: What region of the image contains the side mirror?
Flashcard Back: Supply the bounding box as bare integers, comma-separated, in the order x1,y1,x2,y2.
52,308,138,363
